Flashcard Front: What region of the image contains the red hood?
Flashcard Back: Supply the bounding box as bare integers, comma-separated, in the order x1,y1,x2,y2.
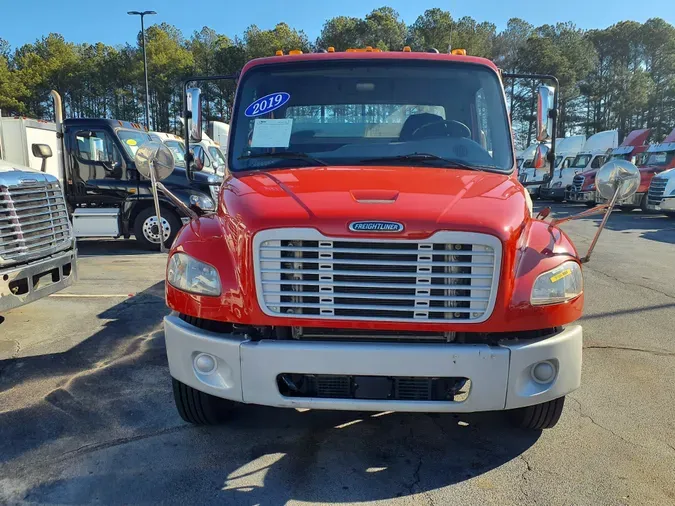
221,167,528,242
638,165,670,192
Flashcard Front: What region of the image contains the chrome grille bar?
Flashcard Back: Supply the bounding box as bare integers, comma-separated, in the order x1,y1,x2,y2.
0,182,72,265
254,229,501,323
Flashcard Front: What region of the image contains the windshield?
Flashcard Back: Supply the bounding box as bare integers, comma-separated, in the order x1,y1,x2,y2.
571,154,592,169
117,129,153,157
554,155,563,167
164,139,186,163
208,146,226,165
645,151,675,167
230,60,513,172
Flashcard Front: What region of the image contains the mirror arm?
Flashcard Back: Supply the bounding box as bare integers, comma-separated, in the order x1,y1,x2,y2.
148,157,168,254
579,185,621,264
155,181,199,220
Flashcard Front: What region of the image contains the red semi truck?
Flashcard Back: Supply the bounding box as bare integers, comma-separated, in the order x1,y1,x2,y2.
567,128,650,207
136,48,640,430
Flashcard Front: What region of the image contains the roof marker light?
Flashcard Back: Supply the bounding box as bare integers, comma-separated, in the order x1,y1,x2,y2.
403,46,411,52
275,50,283,56
289,50,303,55
451,48,467,55
327,47,335,52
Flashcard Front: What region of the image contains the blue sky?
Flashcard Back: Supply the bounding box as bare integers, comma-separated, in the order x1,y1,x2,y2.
2,0,674,49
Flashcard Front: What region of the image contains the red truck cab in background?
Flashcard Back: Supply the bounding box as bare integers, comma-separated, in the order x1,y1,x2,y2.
567,128,650,207
142,48,637,431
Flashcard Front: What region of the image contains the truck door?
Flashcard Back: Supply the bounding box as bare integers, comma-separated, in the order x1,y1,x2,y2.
66,127,135,205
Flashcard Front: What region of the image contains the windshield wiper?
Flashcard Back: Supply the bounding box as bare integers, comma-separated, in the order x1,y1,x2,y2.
360,153,499,171
238,151,327,166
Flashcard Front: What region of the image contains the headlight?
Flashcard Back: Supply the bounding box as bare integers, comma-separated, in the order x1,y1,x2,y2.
531,261,583,306
167,253,221,296
189,194,215,211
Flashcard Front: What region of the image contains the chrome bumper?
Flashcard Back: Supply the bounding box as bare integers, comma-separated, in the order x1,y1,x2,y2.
566,190,596,203
646,196,675,212
165,315,582,413
0,248,77,312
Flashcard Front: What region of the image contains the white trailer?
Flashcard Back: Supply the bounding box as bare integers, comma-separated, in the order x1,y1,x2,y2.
0,117,62,180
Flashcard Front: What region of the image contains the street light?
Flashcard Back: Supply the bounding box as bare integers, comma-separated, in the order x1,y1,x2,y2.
128,10,156,130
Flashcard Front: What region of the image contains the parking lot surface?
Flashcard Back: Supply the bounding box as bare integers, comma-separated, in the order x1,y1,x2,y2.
1,205,674,505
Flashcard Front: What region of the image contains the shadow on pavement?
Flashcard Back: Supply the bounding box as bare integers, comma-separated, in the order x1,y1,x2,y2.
1,283,540,504
75,239,161,257
0,281,169,464
535,202,675,245
19,407,540,505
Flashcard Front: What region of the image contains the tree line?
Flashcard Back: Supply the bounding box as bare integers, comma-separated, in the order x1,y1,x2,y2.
1,8,674,147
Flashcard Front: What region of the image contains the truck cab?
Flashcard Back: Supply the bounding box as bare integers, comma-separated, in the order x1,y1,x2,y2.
646,167,675,216
541,130,617,201
57,117,221,248
518,140,555,197
148,48,640,431
522,136,583,199
567,128,650,206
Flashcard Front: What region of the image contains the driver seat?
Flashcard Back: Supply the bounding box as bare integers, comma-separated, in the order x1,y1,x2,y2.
398,113,444,141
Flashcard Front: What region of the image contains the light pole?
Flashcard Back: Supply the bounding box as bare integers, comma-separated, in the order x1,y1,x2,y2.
128,10,156,130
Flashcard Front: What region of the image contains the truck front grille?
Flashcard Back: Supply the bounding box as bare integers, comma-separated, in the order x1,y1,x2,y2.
572,175,584,193
0,182,71,265
647,177,668,206
254,229,501,323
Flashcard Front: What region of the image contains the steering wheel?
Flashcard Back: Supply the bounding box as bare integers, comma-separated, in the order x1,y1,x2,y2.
412,119,471,140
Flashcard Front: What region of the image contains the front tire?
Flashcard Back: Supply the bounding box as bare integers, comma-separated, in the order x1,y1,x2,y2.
172,378,235,425
509,396,565,430
133,206,181,250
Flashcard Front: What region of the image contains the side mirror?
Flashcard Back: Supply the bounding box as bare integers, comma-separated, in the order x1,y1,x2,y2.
549,159,640,264
187,88,203,143
134,142,176,252
536,85,555,142
32,143,53,173
192,147,205,172
533,144,550,170
32,143,53,159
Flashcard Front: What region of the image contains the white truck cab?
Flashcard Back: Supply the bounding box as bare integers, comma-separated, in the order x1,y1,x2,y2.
541,130,617,201
521,137,583,197
646,167,675,216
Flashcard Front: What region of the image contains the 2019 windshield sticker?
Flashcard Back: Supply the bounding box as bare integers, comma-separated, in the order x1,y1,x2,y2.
245,92,290,117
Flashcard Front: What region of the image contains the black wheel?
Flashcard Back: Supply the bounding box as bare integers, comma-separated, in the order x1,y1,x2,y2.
133,206,181,250
509,396,565,430
172,378,235,425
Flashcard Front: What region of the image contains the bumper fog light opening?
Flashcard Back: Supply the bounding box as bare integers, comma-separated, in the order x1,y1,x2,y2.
531,360,556,384
194,353,217,375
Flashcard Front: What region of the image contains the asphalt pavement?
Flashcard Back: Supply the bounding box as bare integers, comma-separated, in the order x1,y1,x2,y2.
1,205,674,505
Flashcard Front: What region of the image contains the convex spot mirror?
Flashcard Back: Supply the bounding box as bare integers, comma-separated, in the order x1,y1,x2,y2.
187,87,203,143
134,141,175,181
536,85,555,142
533,143,550,170
596,160,640,200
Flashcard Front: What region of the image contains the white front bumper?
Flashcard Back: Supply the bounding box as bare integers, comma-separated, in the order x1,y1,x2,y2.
164,315,582,412
647,196,675,212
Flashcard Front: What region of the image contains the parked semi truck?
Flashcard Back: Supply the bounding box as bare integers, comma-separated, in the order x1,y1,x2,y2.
140,47,639,430
541,130,617,201
597,127,675,210
27,92,221,249
0,118,76,312
646,167,675,216
567,128,651,207
521,136,584,198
